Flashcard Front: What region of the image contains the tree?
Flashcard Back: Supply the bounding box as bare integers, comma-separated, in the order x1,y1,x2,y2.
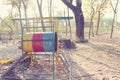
48,0,52,17
95,0,109,35
62,0,87,42
64,7,72,38
11,0,22,31
110,0,119,38
64,8,68,35
11,0,31,32
67,7,72,38
48,0,53,30
21,0,29,31
89,0,95,38
36,0,45,31
0,17,13,40
1,0,14,39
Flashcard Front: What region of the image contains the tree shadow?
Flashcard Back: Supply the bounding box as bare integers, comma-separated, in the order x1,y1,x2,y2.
63,49,94,80
85,42,120,57
71,61,94,80
76,53,118,71
76,42,120,71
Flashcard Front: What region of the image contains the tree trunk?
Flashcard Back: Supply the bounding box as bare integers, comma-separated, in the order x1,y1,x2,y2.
73,2,85,41
36,0,45,32
61,0,87,42
18,6,23,33
9,7,13,17
74,12,85,41
24,8,28,31
91,22,94,37
89,7,94,38
49,0,52,17
48,0,53,31
67,8,72,38
65,20,68,35
9,32,12,40
110,0,119,38
110,12,116,38
96,11,101,35
64,8,68,35
22,0,28,31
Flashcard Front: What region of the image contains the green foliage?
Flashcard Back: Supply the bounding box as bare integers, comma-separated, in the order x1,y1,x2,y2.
83,0,110,23
3,16,13,24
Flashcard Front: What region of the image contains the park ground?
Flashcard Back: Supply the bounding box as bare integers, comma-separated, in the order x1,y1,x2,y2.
0,27,120,80
70,30,120,80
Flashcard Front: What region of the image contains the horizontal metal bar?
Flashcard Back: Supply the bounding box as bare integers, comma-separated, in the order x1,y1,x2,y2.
12,17,73,21
25,53,53,56
22,26,54,29
22,39,54,41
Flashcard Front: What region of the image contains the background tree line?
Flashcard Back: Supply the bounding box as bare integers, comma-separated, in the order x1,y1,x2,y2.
0,0,120,41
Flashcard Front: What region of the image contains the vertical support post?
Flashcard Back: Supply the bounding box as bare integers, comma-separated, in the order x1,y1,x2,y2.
20,17,59,80
52,52,55,80
54,18,58,33
21,21,25,79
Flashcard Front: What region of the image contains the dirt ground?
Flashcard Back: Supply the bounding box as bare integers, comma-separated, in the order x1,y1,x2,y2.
69,32,120,80
0,32,120,80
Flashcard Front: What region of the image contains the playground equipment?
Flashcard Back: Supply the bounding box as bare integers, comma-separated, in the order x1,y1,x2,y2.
1,17,73,80
0,59,13,64
23,32,57,52
19,17,58,80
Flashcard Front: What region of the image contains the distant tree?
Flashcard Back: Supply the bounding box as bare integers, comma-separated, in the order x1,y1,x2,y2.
48,0,53,30
3,0,13,17
64,7,72,38
67,7,72,38
95,0,109,35
89,0,95,38
64,8,68,35
2,0,14,39
48,0,52,17
110,0,119,38
62,0,87,42
36,0,45,31
21,0,29,31
0,17,13,40
11,0,22,30
11,0,31,32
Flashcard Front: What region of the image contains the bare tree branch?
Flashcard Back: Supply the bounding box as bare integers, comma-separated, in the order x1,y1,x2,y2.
76,0,82,7
61,0,75,11
70,0,73,3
